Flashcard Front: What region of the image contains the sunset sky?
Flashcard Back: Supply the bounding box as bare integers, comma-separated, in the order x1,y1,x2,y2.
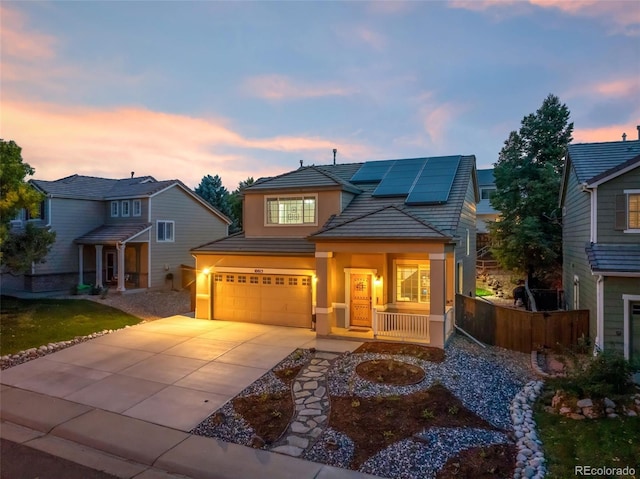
2,1,639,190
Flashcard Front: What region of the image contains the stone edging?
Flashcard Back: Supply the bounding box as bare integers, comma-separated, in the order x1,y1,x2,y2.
0,327,129,370
511,380,546,479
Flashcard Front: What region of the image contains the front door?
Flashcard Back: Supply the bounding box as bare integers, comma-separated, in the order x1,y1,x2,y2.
105,251,116,283
350,274,371,328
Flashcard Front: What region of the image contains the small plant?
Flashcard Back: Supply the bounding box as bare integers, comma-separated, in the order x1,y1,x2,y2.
291,349,303,360
382,430,394,440
384,409,395,417
282,368,294,377
421,408,435,419
270,410,282,418
388,394,402,401
258,392,269,402
351,399,360,408
448,405,459,416
376,375,384,382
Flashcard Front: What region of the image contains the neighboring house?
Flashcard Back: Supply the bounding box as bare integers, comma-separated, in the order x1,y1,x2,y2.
560,138,640,362
7,174,230,293
476,168,499,254
192,155,479,348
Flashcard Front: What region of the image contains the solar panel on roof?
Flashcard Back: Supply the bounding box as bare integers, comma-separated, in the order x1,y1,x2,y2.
372,158,426,197
405,155,461,205
350,160,395,183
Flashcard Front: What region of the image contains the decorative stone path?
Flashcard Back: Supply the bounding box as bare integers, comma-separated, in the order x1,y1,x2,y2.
270,351,339,457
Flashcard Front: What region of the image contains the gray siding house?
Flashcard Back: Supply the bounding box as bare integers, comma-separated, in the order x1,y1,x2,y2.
8,174,230,293
560,138,640,362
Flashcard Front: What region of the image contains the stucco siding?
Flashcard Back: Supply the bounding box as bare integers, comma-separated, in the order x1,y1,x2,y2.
33,197,105,275
243,190,342,238
149,186,228,288
597,166,640,243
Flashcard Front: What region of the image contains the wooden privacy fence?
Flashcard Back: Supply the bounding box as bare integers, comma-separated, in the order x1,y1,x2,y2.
455,294,589,353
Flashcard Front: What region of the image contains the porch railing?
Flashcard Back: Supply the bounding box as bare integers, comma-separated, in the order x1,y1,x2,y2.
372,309,430,342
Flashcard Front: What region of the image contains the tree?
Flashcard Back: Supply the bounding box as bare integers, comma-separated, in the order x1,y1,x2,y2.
194,174,232,220
0,139,56,272
228,177,254,233
488,94,573,284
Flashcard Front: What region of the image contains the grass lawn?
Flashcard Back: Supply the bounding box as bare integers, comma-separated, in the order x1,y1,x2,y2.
535,402,640,478
0,296,142,355
475,287,493,297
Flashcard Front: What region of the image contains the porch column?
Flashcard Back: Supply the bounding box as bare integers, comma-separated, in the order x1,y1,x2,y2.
116,243,126,292
429,253,446,348
315,252,333,335
78,244,84,285
95,245,103,288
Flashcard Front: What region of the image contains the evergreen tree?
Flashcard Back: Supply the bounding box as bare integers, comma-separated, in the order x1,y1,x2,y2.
194,174,232,220
488,94,573,284
229,177,254,233
0,139,56,272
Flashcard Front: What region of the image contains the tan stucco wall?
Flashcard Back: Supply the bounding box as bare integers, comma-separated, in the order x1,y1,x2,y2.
243,190,342,238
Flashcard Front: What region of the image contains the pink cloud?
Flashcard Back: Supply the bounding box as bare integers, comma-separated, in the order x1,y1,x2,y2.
354,26,387,50
574,124,640,144
243,74,356,101
1,99,375,190
450,0,640,35
0,5,57,60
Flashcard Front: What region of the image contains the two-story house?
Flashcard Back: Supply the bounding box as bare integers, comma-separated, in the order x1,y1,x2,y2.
560,137,640,363
6,174,230,293
191,155,479,348
476,168,499,259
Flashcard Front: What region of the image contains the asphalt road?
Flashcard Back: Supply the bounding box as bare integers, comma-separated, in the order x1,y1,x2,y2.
0,438,120,479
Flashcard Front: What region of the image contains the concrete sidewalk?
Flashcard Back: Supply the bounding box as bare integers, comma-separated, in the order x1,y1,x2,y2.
0,316,377,479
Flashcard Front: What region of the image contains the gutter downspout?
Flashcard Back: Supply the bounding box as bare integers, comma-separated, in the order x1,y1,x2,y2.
595,275,604,352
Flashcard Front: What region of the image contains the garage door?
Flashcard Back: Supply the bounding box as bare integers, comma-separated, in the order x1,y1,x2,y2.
213,273,312,328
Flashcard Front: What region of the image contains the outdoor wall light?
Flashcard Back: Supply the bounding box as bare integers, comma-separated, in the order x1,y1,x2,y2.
202,267,211,275
374,275,382,285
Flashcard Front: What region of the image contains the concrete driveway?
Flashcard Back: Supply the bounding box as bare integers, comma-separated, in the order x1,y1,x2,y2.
0,316,374,479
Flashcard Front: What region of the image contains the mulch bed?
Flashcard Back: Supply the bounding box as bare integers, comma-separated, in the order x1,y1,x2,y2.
355,359,425,385
436,443,517,479
354,341,446,362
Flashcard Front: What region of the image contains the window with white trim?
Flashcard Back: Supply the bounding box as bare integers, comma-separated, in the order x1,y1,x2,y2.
616,192,640,232
110,201,119,217
266,195,316,225
132,199,142,217
156,220,174,242
395,263,430,304
121,200,130,217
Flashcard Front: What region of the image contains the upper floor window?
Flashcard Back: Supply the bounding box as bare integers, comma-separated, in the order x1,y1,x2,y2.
629,194,639,229
133,199,142,217
481,187,496,200
121,200,130,217
110,201,119,217
266,195,316,225
157,220,174,242
616,191,640,232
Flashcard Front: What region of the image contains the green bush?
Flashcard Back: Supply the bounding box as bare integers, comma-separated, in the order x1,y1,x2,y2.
565,349,636,398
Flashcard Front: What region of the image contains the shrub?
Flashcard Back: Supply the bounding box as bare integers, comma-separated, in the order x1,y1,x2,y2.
563,349,636,399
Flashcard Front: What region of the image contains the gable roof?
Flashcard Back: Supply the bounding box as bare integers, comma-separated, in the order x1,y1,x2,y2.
586,243,640,276
191,232,315,255
247,165,361,194
31,175,157,200
567,140,640,184
30,174,232,224
75,223,152,245
314,155,477,237
309,205,450,241
477,168,495,186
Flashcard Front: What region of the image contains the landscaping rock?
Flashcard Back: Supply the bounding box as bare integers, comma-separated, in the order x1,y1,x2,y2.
577,398,593,408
